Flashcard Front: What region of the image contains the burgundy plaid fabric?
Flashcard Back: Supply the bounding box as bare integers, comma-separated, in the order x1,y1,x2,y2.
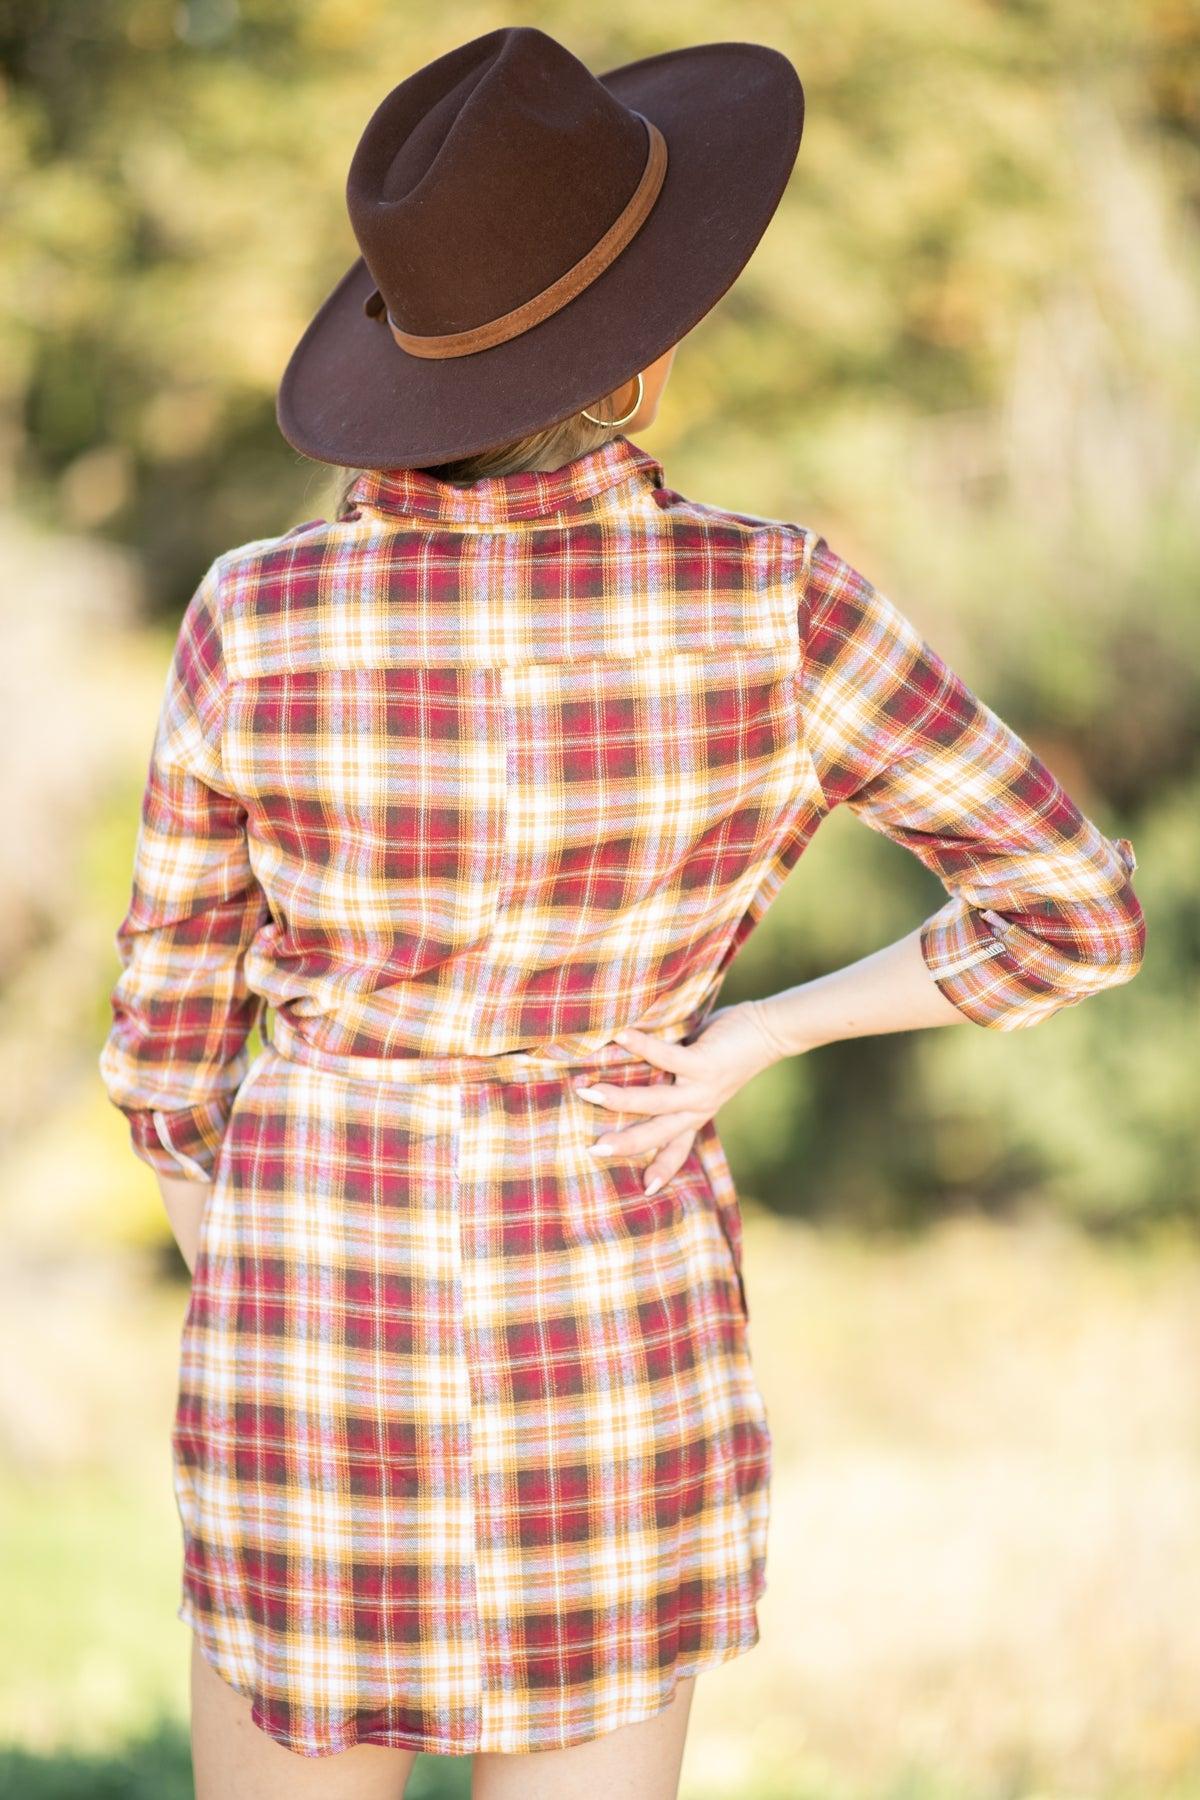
98,433,1143,1756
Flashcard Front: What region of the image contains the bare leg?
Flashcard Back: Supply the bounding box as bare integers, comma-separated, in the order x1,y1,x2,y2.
471,1674,696,1800
190,1634,419,1800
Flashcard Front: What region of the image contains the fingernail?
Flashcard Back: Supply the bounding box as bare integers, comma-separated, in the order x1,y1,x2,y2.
576,1085,601,1099
591,1139,614,1154
644,1176,663,1195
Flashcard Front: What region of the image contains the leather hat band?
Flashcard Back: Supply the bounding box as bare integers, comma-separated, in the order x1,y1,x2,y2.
366,112,668,360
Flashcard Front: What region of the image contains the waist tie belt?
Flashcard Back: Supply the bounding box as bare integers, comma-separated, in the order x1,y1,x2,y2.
263,1003,708,1086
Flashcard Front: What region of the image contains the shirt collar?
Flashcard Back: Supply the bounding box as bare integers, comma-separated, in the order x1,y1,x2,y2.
341,433,666,528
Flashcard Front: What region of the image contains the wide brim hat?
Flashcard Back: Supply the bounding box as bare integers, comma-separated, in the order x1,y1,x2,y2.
276,27,804,470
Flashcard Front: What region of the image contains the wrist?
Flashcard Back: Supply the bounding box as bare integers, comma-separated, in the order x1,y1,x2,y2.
745,994,813,1064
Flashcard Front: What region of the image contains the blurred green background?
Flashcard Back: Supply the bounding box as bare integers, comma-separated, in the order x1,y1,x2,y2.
2,1,1198,1795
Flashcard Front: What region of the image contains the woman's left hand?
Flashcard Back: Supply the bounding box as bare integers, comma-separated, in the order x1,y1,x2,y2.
573,1002,784,1194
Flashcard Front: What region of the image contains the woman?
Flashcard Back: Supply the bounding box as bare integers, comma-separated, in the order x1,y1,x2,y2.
99,25,1145,1800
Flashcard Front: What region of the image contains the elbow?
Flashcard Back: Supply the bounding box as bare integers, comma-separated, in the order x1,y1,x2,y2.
1098,883,1147,990
1052,863,1147,1000
1090,833,1146,990
970,863,1146,1027
1055,830,1147,997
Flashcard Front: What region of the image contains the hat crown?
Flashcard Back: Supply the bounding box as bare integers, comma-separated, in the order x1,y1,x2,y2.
346,27,652,340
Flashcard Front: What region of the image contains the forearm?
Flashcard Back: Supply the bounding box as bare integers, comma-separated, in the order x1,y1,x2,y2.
156,1170,212,1275
749,923,967,1059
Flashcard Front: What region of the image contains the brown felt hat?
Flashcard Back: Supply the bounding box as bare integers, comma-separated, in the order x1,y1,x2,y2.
276,26,804,470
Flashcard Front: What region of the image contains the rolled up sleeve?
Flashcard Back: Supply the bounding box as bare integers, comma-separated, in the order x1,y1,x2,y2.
98,557,270,1179
796,531,1146,1030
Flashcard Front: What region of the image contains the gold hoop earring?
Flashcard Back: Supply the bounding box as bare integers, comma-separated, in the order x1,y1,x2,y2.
581,371,643,428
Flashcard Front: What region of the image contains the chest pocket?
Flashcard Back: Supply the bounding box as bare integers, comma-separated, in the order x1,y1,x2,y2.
223,665,507,982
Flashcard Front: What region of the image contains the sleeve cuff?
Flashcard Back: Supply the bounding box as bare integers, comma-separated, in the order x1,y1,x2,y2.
125,1097,231,1181
920,892,1138,1032
919,832,1143,1030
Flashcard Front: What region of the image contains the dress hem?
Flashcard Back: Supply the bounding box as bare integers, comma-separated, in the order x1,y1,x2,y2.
177,1579,767,1760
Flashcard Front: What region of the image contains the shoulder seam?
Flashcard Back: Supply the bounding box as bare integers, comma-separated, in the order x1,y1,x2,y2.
184,550,242,785
653,493,814,542
788,524,831,815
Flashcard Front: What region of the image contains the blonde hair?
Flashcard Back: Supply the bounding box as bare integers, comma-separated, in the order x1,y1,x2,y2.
331,377,636,515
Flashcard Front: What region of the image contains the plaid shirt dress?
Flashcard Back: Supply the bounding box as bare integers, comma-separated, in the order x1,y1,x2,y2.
99,432,1145,1759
